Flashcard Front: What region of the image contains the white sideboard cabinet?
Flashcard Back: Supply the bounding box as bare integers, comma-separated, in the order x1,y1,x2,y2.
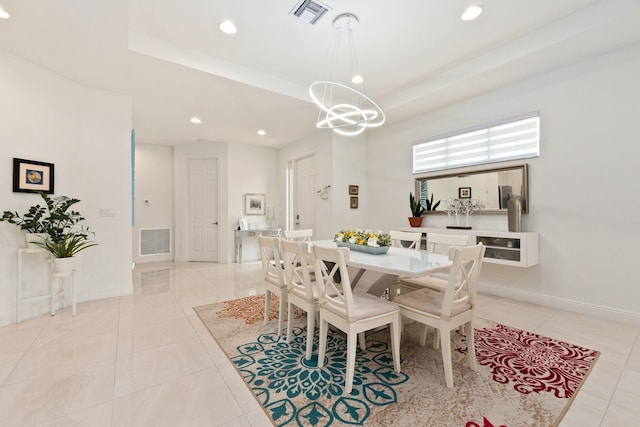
400,227,539,267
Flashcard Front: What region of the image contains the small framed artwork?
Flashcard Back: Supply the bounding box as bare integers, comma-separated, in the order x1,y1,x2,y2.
458,187,472,199
348,185,359,195
13,158,55,194
244,193,266,215
350,196,359,209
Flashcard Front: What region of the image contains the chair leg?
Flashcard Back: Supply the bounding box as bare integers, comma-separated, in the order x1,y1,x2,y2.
286,302,294,343
264,290,271,324
466,320,477,371
420,324,428,346
277,290,286,337
390,314,401,372
305,308,315,360
440,326,454,388
317,318,328,368
433,328,440,349
358,332,366,351
346,332,358,394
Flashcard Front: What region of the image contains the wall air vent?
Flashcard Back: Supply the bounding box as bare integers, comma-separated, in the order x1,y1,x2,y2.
290,0,330,25
140,228,171,256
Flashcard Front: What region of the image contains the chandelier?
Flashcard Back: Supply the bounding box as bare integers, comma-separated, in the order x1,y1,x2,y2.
309,13,385,136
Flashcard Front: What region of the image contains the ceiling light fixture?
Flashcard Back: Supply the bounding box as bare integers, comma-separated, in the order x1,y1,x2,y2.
461,5,483,21
309,12,385,136
219,20,237,35
190,117,201,124
0,6,10,19
257,130,266,136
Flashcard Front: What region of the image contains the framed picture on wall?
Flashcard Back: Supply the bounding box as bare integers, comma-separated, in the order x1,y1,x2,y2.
244,193,266,215
458,187,471,199
12,158,55,194
350,196,359,209
348,185,359,195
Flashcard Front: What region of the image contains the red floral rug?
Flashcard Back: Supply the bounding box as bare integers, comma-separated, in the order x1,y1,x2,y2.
195,296,599,426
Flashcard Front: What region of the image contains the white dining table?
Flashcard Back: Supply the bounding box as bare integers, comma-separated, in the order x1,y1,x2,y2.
312,240,452,296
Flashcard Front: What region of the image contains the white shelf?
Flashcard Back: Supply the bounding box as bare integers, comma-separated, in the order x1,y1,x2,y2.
400,227,539,267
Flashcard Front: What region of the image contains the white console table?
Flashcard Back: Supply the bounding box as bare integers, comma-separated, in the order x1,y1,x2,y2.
17,248,77,323
401,227,539,267
234,228,282,264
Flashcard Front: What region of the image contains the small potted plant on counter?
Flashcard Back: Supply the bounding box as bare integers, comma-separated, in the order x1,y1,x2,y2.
409,192,425,227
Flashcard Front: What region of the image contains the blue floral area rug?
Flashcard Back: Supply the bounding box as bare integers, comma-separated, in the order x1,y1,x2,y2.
194,295,599,427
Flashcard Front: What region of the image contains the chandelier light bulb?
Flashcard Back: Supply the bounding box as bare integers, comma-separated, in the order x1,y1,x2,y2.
351,74,364,84
190,117,201,124
0,7,10,19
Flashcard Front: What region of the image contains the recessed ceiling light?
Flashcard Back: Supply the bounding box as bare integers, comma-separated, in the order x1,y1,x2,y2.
461,5,482,21
0,6,10,19
351,74,364,84
257,130,266,136
190,117,201,124
219,20,237,35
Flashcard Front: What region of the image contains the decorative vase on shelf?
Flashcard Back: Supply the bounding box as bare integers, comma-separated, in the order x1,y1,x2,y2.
408,217,423,227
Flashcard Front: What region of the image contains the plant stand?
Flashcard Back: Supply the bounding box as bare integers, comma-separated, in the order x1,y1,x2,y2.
17,248,77,323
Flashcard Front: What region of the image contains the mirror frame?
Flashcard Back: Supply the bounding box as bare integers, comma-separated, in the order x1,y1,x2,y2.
415,163,529,214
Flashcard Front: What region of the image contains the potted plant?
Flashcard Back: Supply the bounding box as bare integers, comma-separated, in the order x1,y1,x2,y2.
1,199,49,248
34,193,98,273
409,192,424,227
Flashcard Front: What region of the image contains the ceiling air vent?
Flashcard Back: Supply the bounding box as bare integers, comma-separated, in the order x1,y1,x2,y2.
290,0,330,25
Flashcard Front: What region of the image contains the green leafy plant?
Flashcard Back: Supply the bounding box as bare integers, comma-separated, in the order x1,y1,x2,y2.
35,233,98,258
424,193,441,211
409,192,424,217
1,203,48,233
334,230,391,247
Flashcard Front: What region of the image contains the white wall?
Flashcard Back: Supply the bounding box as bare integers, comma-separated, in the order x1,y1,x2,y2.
133,143,174,264
366,43,640,323
228,143,279,262
0,50,133,326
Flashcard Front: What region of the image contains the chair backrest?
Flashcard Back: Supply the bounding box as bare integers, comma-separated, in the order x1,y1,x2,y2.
312,245,354,318
281,239,314,300
441,244,486,316
426,233,470,255
258,235,284,286
390,230,421,249
283,229,313,241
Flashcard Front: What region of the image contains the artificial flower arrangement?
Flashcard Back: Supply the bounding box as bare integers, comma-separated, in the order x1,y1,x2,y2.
334,229,391,247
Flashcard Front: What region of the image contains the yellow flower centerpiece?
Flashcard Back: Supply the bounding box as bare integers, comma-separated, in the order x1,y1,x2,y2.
333,229,391,254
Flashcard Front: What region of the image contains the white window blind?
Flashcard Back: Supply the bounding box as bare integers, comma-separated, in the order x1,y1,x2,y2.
413,113,539,174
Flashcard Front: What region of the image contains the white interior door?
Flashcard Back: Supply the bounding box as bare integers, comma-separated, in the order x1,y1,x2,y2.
187,158,218,262
294,155,316,232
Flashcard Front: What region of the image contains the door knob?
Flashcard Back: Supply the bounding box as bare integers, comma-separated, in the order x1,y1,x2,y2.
213,222,218,225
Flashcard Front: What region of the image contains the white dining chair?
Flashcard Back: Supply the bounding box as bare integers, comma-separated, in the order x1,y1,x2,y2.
258,235,287,337
392,233,471,296
389,230,422,249
313,244,401,394
283,229,313,241
281,239,319,360
394,243,485,388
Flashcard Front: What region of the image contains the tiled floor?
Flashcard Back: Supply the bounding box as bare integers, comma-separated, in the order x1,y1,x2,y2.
1,261,638,426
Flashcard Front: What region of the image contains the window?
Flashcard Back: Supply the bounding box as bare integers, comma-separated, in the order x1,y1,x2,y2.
413,113,539,174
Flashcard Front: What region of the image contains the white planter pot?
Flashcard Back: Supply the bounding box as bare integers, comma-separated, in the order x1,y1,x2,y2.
25,233,48,249
53,257,75,274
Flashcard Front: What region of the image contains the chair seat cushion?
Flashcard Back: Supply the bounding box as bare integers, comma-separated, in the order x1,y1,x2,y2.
324,293,398,322
394,288,470,316
398,276,448,292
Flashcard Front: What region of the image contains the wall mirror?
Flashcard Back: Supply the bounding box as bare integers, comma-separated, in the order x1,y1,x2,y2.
415,164,528,214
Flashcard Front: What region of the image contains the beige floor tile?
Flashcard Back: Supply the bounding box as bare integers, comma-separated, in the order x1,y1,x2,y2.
559,390,607,426
601,401,640,426
0,359,115,426
112,367,244,427
37,400,113,427
114,337,213,397
131,314,197,352
609,367,640,413
5,331,117,384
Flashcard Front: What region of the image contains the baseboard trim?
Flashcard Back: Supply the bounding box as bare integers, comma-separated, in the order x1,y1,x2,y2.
479,282,640,326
